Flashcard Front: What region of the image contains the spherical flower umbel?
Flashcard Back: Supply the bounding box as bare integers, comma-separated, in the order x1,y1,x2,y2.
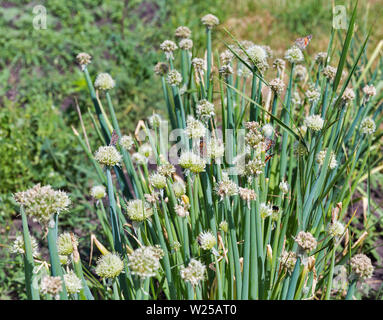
219,64,233,77
279,250,297,274
360,117,376,135
294,65,307,81
119,135,134,151
262,123,274,138
316,149,337,169
192,58,206,74
132,152,147,165
328,221,345,239
138,143,153,159
269,78,285,95
180,259,206,287
179,39,193,51
76,52,92,67
14,184,71,225
315,52,327,65
95,252,124,279
247,45,268,67
260,202,273,219
157,162,176,177
173,181,186,197
160,40,178,60
179,151,206,173
148,113,162,128
220,50,234,65
57,232,78,256
185,116,206,139
40,276,63,299
167,69,183,86
322,65,337,81
94,73,115,91
201,14,219,29
128,245,164,278
90,185,106,200
215,179,238,200
64,271,83,294
149,173,167,190
196,99,215,120
305,88,321,103
10,235,39,257
273,58,286,72
126,199,153,222
350,253,374,279
175,26,192,39
294,231,317,252
342,87,356,103
304,114,324,131
238,187,256,205
284,46,304,63
198,231,217,250
94,146,122,167
207,138,225,160
279,180,289,194
174,204,189,217
154,62,169,76
363,85,376,99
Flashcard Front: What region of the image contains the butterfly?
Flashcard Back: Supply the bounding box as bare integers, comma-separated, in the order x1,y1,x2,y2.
265,153,274,163
295,34,312,50
109,130,119,146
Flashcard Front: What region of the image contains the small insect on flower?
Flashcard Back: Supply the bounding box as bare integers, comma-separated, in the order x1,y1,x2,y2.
95,252,124,279
154,62,169,76
180,259,206,287
197,231,217,250
360,117,376,135
90,185,106,200
128,245,164,279
10,235,39,257
94,146,122,167
294,34,312,50
94,73,115,91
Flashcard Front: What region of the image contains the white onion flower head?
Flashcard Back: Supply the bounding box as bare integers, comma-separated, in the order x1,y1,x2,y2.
342,87,355,103
132,152,147,165
196,99,215,119
175,26,191,39
138,143,153,158
322,65,337,81
295,231,317,252
294,65,307,81
360,117,376,135
292,91,302,105
238,187,256,208
279,250,297,274
273,58,286,72
305,88,321,103
350,253,374,279
157,162,176,177
57,232,78,256
175,204,189,217
198,231,217,250
304,114,324,131
316,149,337,169
128,245,164,278
269,78,285,95
215,178,238,200
40,276,62,299
262,123,274,138
284,46,304,63
95,252,124,279
94,73,115,91
14,184,70,225
314,52,327,64
363,85,376,99
219,64,233,76
219,220,228,233
59,254,70,265
154,62,169,76
192,58,206,73
167,69,182,86
119,135,134,151
207,138,225,160
64,271,82,295
260,202,273,219
126,199,153,222
247,45,267,66
220,50,234,65
149,173,167,190
76,52,92,67
179,39,193,51
10,235,39,257
185,116,206,139
148,114,162,128
201,14,219,28
94,146,122,166
160,40,178,60
90,185,106,200
179,152,206,174
180,259,206,287
328,221,345,239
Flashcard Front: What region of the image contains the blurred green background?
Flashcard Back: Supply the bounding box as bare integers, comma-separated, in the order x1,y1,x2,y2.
0,0,382,299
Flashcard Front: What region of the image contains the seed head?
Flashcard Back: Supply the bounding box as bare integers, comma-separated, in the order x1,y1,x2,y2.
95,252,124,279
175,26,191,39
76,52,92,67
94,146,122,166
90,185,106,200
201,14,219,28
179,38,193,51
180,259,206,286
279,250,297,274
126,199,153,222
295,231,317,252
350,253,374,279
128,245,164,278
94,73,115,91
